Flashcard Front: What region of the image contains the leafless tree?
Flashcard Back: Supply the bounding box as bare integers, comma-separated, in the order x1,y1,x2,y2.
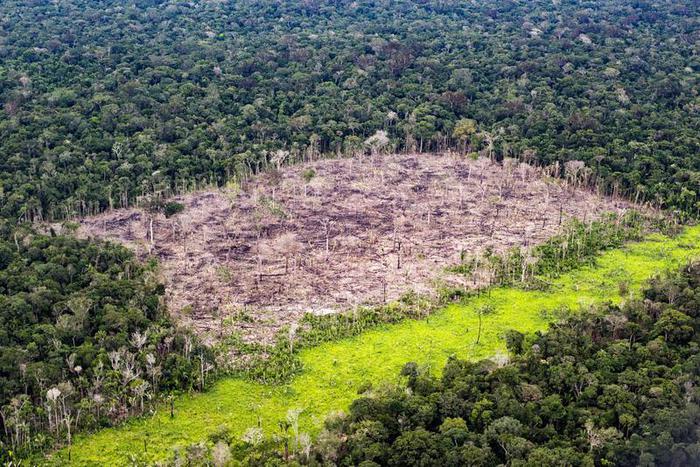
130,330,148,351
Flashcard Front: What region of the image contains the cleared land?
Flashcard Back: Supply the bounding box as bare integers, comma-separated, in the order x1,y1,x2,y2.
74,153,630,343
51,226,700,465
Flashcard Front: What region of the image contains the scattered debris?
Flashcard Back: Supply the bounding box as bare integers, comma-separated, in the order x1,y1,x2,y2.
72,153,632,344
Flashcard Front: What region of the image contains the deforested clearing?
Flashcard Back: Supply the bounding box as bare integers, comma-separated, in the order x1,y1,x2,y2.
74,153,632,343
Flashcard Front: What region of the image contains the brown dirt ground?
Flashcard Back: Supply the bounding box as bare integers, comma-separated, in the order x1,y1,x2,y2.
71,153,633,344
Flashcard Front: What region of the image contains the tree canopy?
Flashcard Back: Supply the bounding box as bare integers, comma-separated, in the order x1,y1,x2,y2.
0,226,212,461
0,0,698,220
1,0,699,462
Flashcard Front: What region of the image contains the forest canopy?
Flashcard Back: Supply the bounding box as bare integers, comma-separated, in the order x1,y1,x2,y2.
0,0,699,463
0,0,698,221
0,226,212,461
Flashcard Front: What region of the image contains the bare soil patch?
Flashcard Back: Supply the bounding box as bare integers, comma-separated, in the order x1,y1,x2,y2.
73,153,632,344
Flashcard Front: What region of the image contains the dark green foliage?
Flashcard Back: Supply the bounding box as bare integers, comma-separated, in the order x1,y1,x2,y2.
0,0,698,221
301,169,316,183
163,201,184,218
0,229,212,460
304,261,700,466
504,330,525,356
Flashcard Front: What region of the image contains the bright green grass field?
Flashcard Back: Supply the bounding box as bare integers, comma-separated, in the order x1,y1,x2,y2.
51,226,700,465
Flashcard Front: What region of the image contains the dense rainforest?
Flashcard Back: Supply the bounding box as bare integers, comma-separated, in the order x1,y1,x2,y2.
0,0,699,463
0,224,213,462
0,0,698,221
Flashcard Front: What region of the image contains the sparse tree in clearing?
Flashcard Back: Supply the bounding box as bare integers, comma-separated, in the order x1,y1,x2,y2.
517,162,531,183
320,218,333,258
301,167,318,197
475,304,495,345
452,118,477,155
521,253,538,283
274,232,304,273
392,217,409,270
278,419,292,462
564,160,587,188
502,158,518,193
307,133,320,161
271,149,290,171
302,167,316,183
288,323,298,353
479,130,501,161
254,238,275,283
168,393,175,418
413,107,437,152
138,196,163,251
183,335,193,361
403,112,418,153
364,130,390,156
381,276,388,303
198,352,214,391
340,135,360,157
133,379,150,413
286,408,303,454
521,148,537,164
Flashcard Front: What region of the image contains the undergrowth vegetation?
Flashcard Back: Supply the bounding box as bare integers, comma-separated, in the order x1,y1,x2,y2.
447,211,653,293
47,225,700,465
224,292,436,386
227,212,655,385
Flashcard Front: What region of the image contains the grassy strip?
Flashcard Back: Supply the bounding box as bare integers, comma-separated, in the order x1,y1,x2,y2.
228,292,436,385
47,224,700,465
230,212,654,384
